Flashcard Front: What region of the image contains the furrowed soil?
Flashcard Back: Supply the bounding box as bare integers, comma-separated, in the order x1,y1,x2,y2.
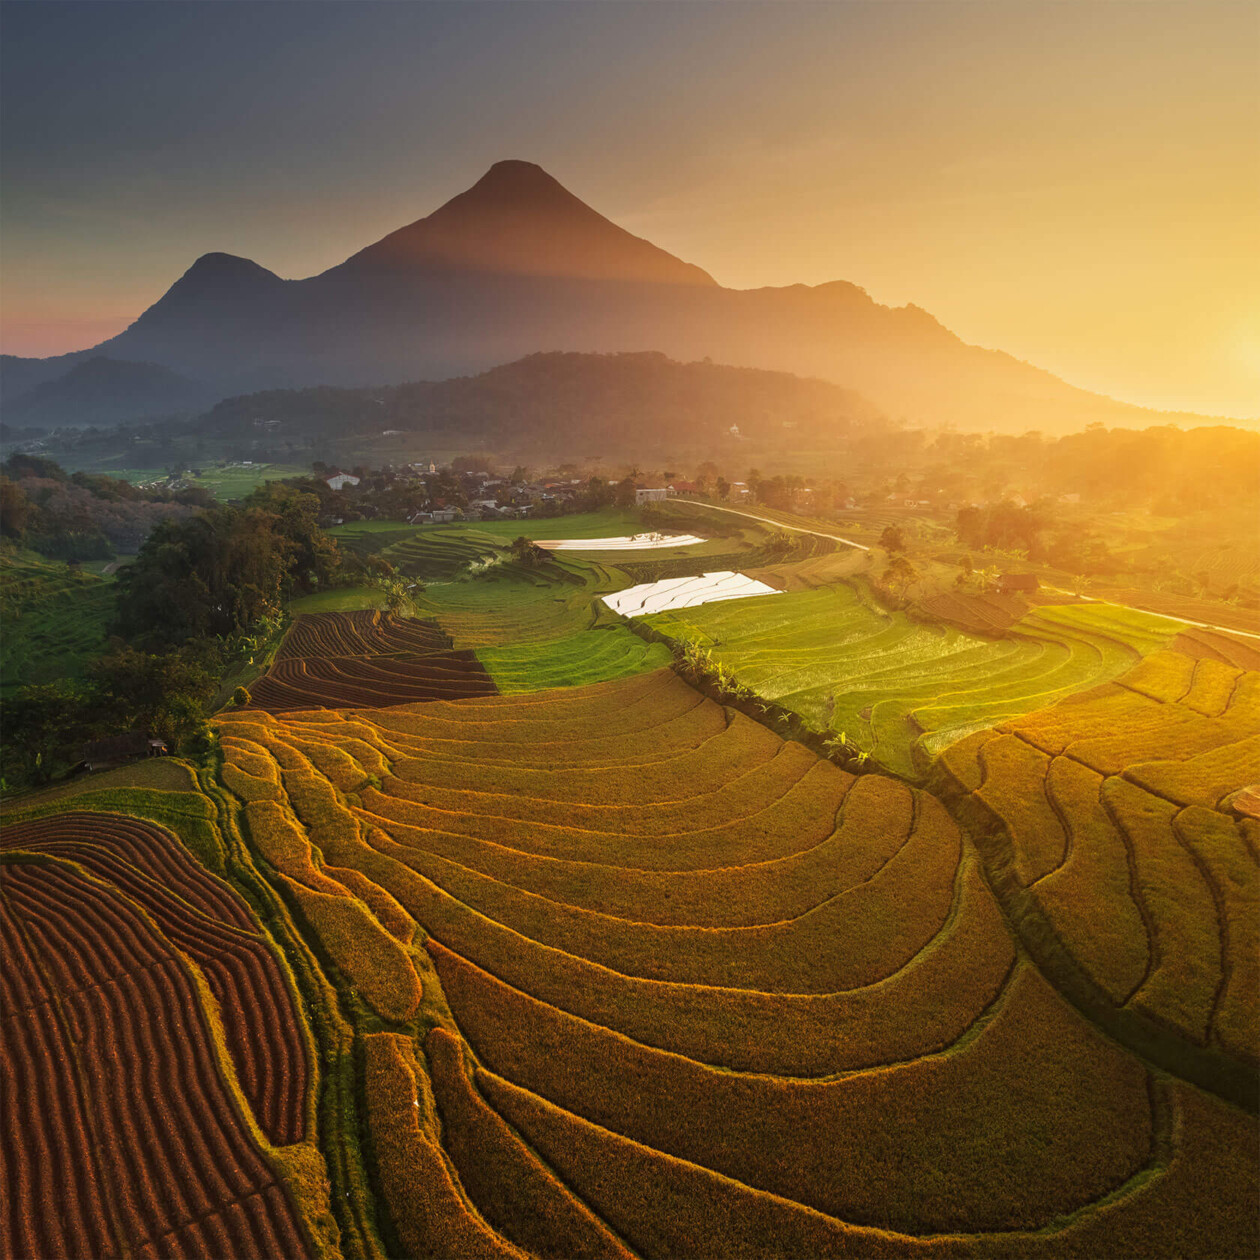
9,574,1256,1260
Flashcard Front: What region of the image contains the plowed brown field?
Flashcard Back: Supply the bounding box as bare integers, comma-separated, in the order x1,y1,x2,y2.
0,857,311,1260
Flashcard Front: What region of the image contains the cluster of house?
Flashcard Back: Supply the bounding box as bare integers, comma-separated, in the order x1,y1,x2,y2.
635,481,750,504
409,470,577,522
321,464,607,523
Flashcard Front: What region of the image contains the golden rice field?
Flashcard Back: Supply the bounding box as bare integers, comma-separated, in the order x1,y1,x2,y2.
937,647,1260,1109
210,640,1258,1259
4,596,1256,1260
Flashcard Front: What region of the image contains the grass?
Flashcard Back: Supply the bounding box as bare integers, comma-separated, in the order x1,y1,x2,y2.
190,463,310,499
644,583,1182,779
0,553,116,694
396,549,627,648
289,586,388,614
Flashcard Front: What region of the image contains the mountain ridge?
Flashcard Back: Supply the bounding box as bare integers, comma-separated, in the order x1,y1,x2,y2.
2,161,1248,435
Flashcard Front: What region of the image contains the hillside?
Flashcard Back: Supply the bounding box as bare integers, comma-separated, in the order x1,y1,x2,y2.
3,502,1256,1258
2,355,214,427
3,161,1240,435
198,350,887,456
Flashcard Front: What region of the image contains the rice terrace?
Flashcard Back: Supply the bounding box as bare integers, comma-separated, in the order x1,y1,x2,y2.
2,486,1256,1260
3,5,1259,1256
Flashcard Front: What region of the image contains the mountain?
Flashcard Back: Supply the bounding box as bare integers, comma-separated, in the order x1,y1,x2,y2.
328,160,715,286
2,160,1241,434
198,350,886,457
3,356,215,428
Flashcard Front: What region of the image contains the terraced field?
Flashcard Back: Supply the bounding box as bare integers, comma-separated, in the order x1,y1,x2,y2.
214,668,1258,1257
277,609,452,660
1091,587,1260,637
1173,625,1260,671
644,584,1183,777
248,609,499,711
937,647,1260,1106
416,552,628,649
6,522,1256,1257
477,626,672,693
0,554,116,693
1,812,310,1144
332,513,665,583
0,805,321,1259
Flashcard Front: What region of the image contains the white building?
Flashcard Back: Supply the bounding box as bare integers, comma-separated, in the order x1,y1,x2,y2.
635,488,668,505
325,473,361,491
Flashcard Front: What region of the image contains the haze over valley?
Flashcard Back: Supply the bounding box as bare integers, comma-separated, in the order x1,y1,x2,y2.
2,5,1256,1260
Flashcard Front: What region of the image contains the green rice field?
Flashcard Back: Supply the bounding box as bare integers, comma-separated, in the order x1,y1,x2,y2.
645,583,1183,777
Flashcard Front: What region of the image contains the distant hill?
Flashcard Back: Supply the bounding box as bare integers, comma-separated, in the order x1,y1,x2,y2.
3,356,214,428
199,350,886,456
3,160,1247,434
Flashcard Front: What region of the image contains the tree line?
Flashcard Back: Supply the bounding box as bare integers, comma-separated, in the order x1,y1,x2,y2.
2,481,343,791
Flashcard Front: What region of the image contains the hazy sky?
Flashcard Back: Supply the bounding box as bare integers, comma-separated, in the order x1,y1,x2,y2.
2,0,1256,416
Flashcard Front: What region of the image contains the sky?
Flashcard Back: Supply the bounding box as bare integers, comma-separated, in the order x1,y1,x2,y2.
2,0,1257,417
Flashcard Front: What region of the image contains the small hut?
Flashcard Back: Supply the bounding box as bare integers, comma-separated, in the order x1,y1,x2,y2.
81,733,169,772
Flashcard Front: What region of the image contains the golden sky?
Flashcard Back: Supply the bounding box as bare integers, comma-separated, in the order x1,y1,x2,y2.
3,1,1256,417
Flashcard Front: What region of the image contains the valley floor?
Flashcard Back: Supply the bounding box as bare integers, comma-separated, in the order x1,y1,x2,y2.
2,512,1256,1260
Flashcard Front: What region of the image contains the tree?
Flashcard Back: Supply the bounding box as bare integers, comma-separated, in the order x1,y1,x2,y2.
510,535,547,567
0,681,92,786
614,477,637,509
881,554,919,598
87,644,217,747
0,478,32,539
115,498,339,647
242,483,340,592
880,525,907,553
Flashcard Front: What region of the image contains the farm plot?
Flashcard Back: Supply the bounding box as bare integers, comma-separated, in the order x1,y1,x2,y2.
277,608,451,660
208,667,1260,1256
477,625,672,693
1173,626,1260,671
937,648,1260,1087
914,589,1031,635
249,650,498,712
0,811,311,1144
747,546,868,592
0,855,311,1260
645,584,1181,778
1090,588,1260,637
614,522,835,584
416,552,629,648
247,608,498,711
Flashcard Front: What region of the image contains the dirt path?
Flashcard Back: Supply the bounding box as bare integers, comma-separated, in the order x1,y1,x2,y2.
671,499,870,552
